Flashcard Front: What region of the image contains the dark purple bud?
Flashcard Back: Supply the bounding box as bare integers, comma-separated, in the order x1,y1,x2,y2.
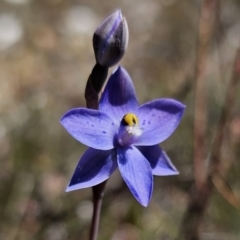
93,10,129,68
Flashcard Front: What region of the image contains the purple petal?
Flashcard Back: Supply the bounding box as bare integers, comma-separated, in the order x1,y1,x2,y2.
137,145,179,176
135,99,185,146
66,148,117,191
99,67,138,124
60,108,117,150
117,146,153,207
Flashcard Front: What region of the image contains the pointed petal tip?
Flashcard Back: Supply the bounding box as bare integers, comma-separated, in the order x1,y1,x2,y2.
166,169,180,176
140,191,152,207
152,168,180,176
65,183,87,192
175,168,180,174
115,66,129,77
65,185,75,193
111,66,132,83
164,98,186,109
178,103,186,109
139,199,150,207
171,99,186,110
116,66,125,76
181,103,187,111
113,65,121,73
104,9,122,22
113,8,122,15
59,110,69,122
115,9,122,18
60,114,67,125
173,170,180,175
132,192,151,207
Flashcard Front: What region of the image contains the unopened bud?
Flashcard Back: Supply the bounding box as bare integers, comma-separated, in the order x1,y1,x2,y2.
93,10,129,68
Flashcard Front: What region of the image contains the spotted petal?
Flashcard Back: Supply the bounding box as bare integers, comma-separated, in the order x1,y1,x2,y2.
117,146,153,207
60,108,117,150
135,99,185,146
137,145,179,176
99,67,138,124
66,148,117,191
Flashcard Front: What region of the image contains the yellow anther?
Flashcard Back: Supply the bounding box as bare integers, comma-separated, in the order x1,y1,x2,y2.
121,113,139,126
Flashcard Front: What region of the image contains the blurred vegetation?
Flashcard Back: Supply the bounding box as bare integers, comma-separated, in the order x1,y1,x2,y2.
0,0,240,240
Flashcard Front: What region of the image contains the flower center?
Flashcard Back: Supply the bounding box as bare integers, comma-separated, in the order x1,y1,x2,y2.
118,113,142,146
121,113,139,126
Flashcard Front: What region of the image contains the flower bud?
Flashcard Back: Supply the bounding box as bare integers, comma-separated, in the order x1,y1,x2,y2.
93,10,129,68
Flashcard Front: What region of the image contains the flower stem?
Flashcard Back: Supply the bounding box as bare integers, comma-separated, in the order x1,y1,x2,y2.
89,181,107,240
85,64,108,109
85,63,109,240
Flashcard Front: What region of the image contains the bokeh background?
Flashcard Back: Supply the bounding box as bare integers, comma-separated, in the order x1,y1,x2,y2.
0,0,240,239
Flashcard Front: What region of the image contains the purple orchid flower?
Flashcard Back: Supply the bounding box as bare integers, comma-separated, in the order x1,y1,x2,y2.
60,67,185,207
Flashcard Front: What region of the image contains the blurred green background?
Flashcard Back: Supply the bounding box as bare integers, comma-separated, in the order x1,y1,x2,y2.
0,0,240,239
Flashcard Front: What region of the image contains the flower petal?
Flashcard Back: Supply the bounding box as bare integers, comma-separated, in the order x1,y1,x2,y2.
66,148,117,191
60,108,117,150
99,67,138,124
117,146,153,207
137,145,179,176
135,99,185,146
